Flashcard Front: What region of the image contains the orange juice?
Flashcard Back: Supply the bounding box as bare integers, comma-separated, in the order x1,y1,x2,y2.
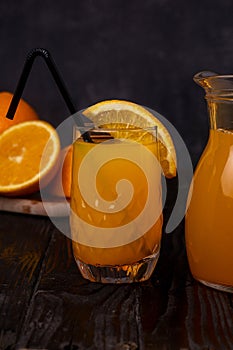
186,128,233,287
70,126,163,267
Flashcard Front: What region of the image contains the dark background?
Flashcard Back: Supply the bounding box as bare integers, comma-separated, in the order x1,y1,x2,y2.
1,0,233,165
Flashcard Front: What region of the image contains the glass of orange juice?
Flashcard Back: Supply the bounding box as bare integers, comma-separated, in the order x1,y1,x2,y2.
70,121,163,283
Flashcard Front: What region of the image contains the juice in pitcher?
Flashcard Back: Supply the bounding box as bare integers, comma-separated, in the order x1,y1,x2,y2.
186,72,233,292
186,129,233,289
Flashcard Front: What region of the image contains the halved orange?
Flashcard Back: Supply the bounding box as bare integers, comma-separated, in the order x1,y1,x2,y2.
83,99,176,178
0,120,60,196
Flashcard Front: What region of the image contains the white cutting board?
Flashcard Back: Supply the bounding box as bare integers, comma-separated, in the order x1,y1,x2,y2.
0,195,70,217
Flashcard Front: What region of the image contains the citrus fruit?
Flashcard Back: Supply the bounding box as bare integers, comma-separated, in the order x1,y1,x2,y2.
0,92,38,134
83,99,176,178
0,120,60,196
48,145,73,198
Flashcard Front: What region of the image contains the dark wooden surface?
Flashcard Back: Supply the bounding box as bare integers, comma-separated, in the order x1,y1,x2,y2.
1,180,233,350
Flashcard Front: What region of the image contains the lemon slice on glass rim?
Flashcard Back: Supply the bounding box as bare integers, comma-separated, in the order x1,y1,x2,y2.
82,99,176,178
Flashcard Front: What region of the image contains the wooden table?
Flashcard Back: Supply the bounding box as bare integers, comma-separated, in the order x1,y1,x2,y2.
1,179,233,350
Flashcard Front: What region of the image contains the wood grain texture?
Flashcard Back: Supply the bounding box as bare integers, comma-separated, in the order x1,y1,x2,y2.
185,283,233,350
0,212,53,349
1,179,233,349
13,220,231,350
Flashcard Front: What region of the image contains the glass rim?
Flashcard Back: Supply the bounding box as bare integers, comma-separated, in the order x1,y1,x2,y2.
194,71,233,96
73,124,158,143
74,124,158,132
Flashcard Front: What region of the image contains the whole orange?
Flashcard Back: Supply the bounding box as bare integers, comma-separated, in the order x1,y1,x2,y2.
0,91,38,134
48,145,73,198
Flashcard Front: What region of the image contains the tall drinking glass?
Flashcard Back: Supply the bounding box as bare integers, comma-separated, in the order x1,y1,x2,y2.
70,124,163,283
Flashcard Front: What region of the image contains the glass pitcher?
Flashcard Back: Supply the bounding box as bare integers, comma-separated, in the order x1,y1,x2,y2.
185,71,233,293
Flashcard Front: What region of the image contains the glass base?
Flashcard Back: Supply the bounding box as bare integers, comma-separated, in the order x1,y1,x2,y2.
198,279,233,293
75,250,160,283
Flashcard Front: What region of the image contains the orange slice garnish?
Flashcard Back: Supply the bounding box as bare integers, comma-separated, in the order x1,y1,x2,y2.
83,99,176,178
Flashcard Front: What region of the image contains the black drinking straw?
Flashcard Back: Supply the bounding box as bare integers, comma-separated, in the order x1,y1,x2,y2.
5,47,92,142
